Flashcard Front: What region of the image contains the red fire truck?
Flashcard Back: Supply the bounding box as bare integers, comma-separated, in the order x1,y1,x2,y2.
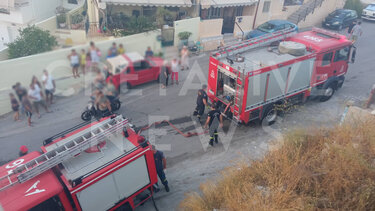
207,27,356,125
0,115,158,211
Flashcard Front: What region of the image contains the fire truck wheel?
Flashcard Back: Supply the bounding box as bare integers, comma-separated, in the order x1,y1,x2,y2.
262,106,278,125
320,84,335,102
120,82,131,94
116,202,133,211
81,110,93,121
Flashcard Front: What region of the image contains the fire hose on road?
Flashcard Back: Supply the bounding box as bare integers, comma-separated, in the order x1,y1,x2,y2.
136,102,232,138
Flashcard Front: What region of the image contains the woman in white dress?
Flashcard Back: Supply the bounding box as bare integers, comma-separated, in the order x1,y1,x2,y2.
180,46,189,70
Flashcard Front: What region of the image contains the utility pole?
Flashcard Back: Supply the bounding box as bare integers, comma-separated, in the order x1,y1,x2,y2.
252,0,261,29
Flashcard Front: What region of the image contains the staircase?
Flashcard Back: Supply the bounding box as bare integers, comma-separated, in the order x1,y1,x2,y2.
287,0,325,24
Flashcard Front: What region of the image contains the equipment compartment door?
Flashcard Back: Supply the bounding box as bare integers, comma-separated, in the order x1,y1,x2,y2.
76,155,150,211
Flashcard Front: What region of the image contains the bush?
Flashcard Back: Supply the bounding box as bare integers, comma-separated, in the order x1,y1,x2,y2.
7,26,58,59
178,31,192,40
344,0,364,17
180,118,375,210
71,13,84,24
57,13,66,23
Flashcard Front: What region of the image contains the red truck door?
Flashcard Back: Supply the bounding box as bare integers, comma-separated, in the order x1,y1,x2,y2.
332,46,350,76
132,60,154,85
314,51,334,85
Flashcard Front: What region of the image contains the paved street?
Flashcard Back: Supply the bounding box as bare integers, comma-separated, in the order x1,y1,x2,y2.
0,22,374,210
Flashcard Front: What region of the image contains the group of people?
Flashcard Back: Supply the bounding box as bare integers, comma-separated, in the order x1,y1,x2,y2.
10,70,55,126
158,46,190,89
68,41,125,78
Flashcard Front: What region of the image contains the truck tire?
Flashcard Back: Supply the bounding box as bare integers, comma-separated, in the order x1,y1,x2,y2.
120,82,131,94
319,84,335,102
279,41,306,56
262,105,278,126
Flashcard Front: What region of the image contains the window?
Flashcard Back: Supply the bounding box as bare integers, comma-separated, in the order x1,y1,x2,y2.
262,1,271,13
133,61,150,71
143,6,156,17
208,7,222,18
351,11,357,18
236,7,244,16
68,0,78,4
334,47,350,62
322,52,333,66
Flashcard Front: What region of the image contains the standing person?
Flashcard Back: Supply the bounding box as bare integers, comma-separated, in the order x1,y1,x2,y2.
347,20,357,36
80,49,86,75
9,93,20,121
204,103,224,146
152,145,170,192
22,95,33,126
19,145,28,157
170,58,179,85
145,46,154,58
85,52,92,72
31,76,42,89
28,84,50,118
107,42,118,58
68,49,80,78
180,46,189,70
350,21,363,44
194,85,208,120
12,82,27,114
42,70,56,105
159,61,169,89
89,41,101,70
117,43,125,55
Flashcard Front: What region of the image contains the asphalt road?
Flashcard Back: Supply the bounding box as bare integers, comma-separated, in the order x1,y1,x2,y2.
0,21,374,210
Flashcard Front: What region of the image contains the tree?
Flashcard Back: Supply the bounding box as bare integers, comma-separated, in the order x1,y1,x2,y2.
155,7,176,30
7,26,58,59
344,0,364,17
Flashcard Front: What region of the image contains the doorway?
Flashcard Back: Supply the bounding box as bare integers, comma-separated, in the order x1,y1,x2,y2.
222,7,235,34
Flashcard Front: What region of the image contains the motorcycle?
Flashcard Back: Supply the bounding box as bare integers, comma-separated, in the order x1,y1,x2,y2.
81,96,121,121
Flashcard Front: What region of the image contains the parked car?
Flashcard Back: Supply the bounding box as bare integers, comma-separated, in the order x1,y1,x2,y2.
362,4,375,21
106,52,166,93
246,20,298,39
322,9,358,30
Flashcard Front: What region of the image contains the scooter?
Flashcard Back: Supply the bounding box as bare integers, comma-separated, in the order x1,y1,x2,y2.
81,96,121,121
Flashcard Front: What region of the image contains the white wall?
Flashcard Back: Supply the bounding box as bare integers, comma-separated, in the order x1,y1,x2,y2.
174,17,200,46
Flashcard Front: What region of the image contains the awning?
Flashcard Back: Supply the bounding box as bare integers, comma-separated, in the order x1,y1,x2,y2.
201,0,257,9
101,0,192,7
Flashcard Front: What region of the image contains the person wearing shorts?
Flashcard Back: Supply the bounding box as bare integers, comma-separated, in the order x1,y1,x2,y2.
68,49,80,78
42,70,56,105
28,84,50,118
22,95,33,126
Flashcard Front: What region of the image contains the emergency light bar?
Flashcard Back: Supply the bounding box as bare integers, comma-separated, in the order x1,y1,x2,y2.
312,27,343,39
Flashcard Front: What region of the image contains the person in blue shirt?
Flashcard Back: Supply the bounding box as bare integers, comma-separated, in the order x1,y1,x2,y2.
145,46,154,58
152,145,170,192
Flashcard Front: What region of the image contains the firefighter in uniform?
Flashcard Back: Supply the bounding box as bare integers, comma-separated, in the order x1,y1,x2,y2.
194,85,208,120
152,145,170,192
204,103,224,146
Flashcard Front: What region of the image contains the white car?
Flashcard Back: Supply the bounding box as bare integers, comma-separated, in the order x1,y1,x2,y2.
362,4,375,21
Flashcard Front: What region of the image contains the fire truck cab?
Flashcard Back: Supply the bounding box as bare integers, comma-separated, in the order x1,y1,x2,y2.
207,28,355,125
0,115,158,211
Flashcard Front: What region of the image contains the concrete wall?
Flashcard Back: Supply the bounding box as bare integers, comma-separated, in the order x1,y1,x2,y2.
0,48,8,61
234,16,254,37
174,17,200,46
199,18,223,39
36,16,58,33
254,0,286,27
298,0,346,28
0,30,161,115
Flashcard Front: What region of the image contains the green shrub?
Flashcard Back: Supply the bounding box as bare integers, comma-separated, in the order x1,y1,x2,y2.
71,13,84,24
344,0,364,17
7,26,58,59
178,31,192,40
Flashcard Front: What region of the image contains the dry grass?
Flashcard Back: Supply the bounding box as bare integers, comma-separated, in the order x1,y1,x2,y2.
180,119,375,211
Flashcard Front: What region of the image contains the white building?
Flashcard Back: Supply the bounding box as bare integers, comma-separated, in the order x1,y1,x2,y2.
0,0,63,50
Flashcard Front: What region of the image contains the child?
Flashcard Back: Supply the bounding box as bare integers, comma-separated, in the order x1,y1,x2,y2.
118,44,125,55
80,49,86,75
10,93,20,121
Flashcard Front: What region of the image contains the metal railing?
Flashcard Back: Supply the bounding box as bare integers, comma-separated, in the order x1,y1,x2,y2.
294,0,325,24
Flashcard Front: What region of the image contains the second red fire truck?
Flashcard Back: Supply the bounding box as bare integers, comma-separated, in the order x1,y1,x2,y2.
207,27,356,125
0,115,158,211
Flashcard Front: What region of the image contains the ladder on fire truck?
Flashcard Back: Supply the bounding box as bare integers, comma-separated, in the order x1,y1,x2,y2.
213,26,298,60
214,27,298,123
0,115,129,191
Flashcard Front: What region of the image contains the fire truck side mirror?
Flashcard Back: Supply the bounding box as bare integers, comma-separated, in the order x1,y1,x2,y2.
350,46,356,63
